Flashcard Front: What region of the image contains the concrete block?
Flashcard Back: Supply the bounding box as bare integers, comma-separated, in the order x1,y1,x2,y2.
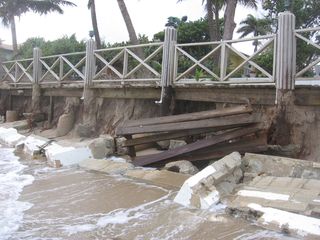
174,152,241,209
6,110,18,122
164,160,199,175
23,134,50,156
45,143,93,166
0,127,26,147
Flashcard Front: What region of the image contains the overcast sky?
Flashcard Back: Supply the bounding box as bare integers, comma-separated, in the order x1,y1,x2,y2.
0,0,264,46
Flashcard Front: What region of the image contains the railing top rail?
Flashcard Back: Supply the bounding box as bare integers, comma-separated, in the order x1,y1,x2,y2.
40,51,86,59
176,34,276,47
2,58,33,64
94,42,164,53
295,26,320,33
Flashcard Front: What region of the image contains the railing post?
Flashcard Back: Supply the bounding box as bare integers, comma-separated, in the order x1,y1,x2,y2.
275,11,296,103
159,27,177,116
32,48,42,113
33,47,42,84
85,39,96,87
77,39,98,137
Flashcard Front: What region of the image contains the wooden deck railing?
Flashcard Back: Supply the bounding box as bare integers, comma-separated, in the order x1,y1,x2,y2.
0,11,319,89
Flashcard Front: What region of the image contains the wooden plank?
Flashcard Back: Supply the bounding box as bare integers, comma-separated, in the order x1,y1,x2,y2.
124,135,136,157
123,105,252,127
117,113,260,135
176,135,267,162
133,125,261,166
123,124,252,147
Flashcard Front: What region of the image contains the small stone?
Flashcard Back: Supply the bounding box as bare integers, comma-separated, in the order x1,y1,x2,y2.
115,137,129,155
88,136,115,159
169,140,187,150
164,160,199,175
157,140,170,150
56,113,74,137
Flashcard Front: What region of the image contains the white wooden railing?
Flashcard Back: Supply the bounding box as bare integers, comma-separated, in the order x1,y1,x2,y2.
1,58,34,85
92,42,163,85
173,34,276,85
0,13,319,89
39,51,86,84
295,27,320,83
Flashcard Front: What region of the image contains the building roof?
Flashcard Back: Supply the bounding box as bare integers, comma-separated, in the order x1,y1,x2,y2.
0,43,13,51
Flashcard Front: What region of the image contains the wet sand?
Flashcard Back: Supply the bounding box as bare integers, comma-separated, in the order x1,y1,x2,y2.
11,157,298,240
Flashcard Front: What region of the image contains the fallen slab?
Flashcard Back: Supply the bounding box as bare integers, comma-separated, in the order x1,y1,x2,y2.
45,143,93,167
248,203,320,238
174,152,242,209
0,127,26,147
125,169,190,189
243,153,320,182
0,120,29,131
79,158,134,175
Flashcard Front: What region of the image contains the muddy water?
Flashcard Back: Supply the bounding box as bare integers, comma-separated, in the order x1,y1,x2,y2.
1,147,297,240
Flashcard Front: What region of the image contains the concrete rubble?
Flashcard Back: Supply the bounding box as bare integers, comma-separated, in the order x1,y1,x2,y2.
174,152,320,238
174,152,242,209
164,160,199,175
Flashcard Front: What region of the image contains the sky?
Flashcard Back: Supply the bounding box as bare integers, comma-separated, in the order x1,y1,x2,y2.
0,0,264,46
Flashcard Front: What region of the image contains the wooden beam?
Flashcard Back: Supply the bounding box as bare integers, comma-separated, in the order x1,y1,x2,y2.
124,105,252,127
133,125,261,166
176,135,267,162
117,113,260,135
174,87,276,105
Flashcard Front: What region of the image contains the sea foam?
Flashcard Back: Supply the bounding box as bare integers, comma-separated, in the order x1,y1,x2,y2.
0,148,34,240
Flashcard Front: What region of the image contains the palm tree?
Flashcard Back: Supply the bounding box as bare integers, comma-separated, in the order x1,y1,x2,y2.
116,0,139,46
237,14,272,51
178,0,223,42
116,0,144,58
223,0,258,40
88,0,101,49
0,0,75,55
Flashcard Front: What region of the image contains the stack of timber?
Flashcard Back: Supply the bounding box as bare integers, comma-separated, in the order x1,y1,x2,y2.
116,105,267,166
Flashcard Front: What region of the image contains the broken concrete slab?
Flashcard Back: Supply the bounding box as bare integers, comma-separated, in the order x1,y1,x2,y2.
45,143,93,167
1,120,30,131
79,158,134,175
125,169,190,189
164,160,199,175
174,152,242,209
0,127,26,147
22,134,51,156
242,153,320,182
248,203,320,238
229,176,320,217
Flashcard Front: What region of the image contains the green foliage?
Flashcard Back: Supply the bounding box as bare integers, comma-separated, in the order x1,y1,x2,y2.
263,0,320,29
263,0,320,74
18,34,85,59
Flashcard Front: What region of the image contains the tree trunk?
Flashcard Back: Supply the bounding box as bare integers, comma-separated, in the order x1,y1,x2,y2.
117,0,139,46
223,0,237,40
206,0,216,42
117,0,144,62
90,0,102,49
213,2,221,41
10,15,18,56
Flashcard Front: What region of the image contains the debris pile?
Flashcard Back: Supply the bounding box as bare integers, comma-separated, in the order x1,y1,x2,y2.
116,105,267,166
